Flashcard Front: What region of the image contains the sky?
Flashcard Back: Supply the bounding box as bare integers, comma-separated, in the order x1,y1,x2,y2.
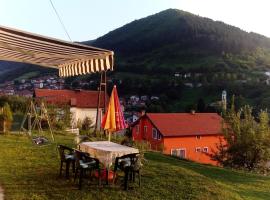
0,0,269,42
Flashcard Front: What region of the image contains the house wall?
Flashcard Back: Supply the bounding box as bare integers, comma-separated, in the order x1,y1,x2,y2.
132,116,224,165
132,117,164,151
70,107,103,129
163,135,224,165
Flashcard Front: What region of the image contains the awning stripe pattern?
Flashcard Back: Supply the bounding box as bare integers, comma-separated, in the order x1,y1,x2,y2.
0,25,114,77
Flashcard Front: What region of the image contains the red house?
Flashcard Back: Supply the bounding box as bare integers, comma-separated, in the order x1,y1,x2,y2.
131,113,225,165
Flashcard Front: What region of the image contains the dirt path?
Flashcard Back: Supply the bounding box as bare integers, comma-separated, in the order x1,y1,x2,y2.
0,185,4,200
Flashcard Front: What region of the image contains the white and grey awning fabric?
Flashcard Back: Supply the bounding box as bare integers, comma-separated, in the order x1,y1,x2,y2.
0,25,114,77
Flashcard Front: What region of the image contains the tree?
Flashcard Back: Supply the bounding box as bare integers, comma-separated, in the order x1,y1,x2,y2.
212,102,270,172
197,98,205,112
0,103,13,133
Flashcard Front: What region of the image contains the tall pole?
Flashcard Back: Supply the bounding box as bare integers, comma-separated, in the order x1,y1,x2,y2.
94,73,103,135
104,71,107,113
94,71,107,136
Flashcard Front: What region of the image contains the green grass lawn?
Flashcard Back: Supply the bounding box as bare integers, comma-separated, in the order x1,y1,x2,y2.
0,134,270,200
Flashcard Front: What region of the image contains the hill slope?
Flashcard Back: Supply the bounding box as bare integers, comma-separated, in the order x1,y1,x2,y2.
0,61,57,83
84,9,270,112
87,9,270,72
2,9,270,111
0,134,270,199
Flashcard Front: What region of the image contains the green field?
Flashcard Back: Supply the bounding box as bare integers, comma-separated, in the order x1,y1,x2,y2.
0,134,270,200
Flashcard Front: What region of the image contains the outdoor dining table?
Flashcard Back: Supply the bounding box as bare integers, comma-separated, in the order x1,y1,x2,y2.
78,141,139,184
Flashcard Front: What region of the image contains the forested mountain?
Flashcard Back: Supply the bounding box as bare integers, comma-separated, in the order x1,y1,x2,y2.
86,9,270,74
2,9,270,112
84,9,270,112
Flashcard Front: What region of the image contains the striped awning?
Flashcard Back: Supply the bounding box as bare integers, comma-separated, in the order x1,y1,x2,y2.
0,25,114,77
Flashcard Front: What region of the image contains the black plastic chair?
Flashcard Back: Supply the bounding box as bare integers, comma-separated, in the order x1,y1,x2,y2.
57,145,75,178
74,150,101,189
113,153,142,190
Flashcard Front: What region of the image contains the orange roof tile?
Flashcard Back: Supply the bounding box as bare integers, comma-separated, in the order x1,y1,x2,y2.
146,113,223,137
34,89,108,108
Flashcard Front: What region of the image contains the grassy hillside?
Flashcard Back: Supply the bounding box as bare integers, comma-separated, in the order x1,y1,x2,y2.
0,61,57,83
0,134,269,200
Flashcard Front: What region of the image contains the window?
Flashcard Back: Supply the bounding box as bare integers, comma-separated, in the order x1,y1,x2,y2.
144,126,148,134
171,148,186,159
152,128,157,139
157,133,162,140
195,147,201,152
179,149,186,158
203,147,208,153
196,135,201,139
171,149,178,157
136,125,140,134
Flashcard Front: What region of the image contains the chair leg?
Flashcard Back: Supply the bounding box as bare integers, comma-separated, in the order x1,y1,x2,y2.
72,161,75,173
112,169,117,184
66,161,70,178
106,168,109,185
79,169,83,190
138,171,141,187
98,168,101,186
124,168,129,190
132,171,135,182
59,161,63,177
74,168,78,182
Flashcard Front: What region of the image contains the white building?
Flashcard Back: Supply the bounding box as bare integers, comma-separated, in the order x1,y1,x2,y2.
34,89,108,129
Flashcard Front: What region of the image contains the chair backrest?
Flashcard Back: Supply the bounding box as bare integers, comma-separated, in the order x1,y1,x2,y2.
74,149,87,166
132,153,143,171
115,153,142,171
57,145,74,161
74,149,100,168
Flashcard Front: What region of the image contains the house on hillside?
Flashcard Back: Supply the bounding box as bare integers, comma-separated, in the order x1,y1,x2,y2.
131,112,225,165
34,89,108,129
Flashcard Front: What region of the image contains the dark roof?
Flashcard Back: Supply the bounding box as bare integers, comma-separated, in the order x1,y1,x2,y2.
34,89,107,108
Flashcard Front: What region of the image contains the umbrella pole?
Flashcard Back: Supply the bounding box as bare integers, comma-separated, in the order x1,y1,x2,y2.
108,131,111,142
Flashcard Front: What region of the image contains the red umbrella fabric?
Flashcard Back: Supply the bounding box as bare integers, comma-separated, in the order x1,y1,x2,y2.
101,85,126,140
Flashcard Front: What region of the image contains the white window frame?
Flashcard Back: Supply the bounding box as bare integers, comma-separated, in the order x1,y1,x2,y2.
171,148,186,159
178,148,186,159
171,149,178,157
152,128,157,139
195,147,201,152
203,147,208,153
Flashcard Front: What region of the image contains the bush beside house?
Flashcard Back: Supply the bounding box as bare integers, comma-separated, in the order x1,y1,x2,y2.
0,103,13,133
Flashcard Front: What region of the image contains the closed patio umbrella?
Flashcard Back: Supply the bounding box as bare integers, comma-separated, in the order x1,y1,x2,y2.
101,85,126,141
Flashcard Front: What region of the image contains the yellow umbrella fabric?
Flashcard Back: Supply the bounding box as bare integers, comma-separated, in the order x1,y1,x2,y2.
102,85,126,141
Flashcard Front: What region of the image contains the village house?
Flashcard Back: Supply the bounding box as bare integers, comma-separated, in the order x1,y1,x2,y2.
34,89,108,129
131,112,225,165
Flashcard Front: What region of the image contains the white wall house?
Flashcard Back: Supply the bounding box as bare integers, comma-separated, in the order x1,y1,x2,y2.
34,89,107,129
70,107,103,129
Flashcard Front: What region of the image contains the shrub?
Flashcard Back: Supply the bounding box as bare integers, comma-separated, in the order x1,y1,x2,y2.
212,96,270,172
0,103,13,133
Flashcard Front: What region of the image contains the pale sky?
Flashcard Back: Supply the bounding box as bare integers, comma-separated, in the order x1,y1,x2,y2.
0,0,269,42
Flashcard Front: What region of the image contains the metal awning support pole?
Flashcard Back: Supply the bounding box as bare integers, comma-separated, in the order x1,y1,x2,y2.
94,71,107,136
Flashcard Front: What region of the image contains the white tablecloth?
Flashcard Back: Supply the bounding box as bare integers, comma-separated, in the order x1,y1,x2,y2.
79,141,139,168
